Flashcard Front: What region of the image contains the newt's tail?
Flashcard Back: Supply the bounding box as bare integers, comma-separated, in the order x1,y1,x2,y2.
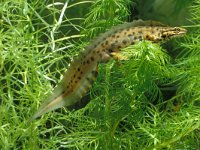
31,64,98,120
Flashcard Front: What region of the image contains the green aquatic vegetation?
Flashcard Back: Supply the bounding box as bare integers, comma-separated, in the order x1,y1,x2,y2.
0,0,199,149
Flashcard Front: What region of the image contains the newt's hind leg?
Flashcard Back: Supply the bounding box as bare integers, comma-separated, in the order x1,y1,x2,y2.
99,52,112,63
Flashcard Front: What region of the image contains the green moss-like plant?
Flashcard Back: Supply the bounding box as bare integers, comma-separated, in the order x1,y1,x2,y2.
0,0,199,149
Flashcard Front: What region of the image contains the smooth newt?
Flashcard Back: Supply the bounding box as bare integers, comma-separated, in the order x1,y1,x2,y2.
32,20,187,119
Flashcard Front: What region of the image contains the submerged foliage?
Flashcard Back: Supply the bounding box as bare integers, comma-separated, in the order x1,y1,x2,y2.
0,0,199,149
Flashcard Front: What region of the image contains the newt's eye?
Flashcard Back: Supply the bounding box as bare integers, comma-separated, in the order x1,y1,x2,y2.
174,27,181,32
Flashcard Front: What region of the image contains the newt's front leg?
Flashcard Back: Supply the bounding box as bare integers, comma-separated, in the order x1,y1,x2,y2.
110,52,128,61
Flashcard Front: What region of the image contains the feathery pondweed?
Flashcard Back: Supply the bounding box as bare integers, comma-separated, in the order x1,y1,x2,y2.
0,0,199,149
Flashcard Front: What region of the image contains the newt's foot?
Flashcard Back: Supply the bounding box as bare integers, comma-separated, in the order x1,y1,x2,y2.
111,52,128,61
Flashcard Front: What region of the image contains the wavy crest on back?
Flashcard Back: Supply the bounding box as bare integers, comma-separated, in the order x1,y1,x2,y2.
86,20,167,51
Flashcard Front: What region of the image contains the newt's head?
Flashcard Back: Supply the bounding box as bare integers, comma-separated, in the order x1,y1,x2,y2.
160,27,187,40
144,26,187,43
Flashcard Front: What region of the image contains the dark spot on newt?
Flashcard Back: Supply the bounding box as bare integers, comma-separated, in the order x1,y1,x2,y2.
77,68,80,71
93,44,97,48
91,56,94,61
122,40,127,44
128,34,132,37
87,60,90,64
138,35,143,41
146,35,154,41
145,35,150,40
134,36,137,40
78,76,81,80
161,34,167,39
105,40,108,45
118,45,122,49
108,48,113,52
131,41,135,45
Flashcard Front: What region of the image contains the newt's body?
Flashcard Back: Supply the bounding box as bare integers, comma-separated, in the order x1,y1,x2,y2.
32,20,186,119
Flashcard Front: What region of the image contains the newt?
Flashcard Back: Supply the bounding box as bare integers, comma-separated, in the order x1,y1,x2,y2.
31,20,187,120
